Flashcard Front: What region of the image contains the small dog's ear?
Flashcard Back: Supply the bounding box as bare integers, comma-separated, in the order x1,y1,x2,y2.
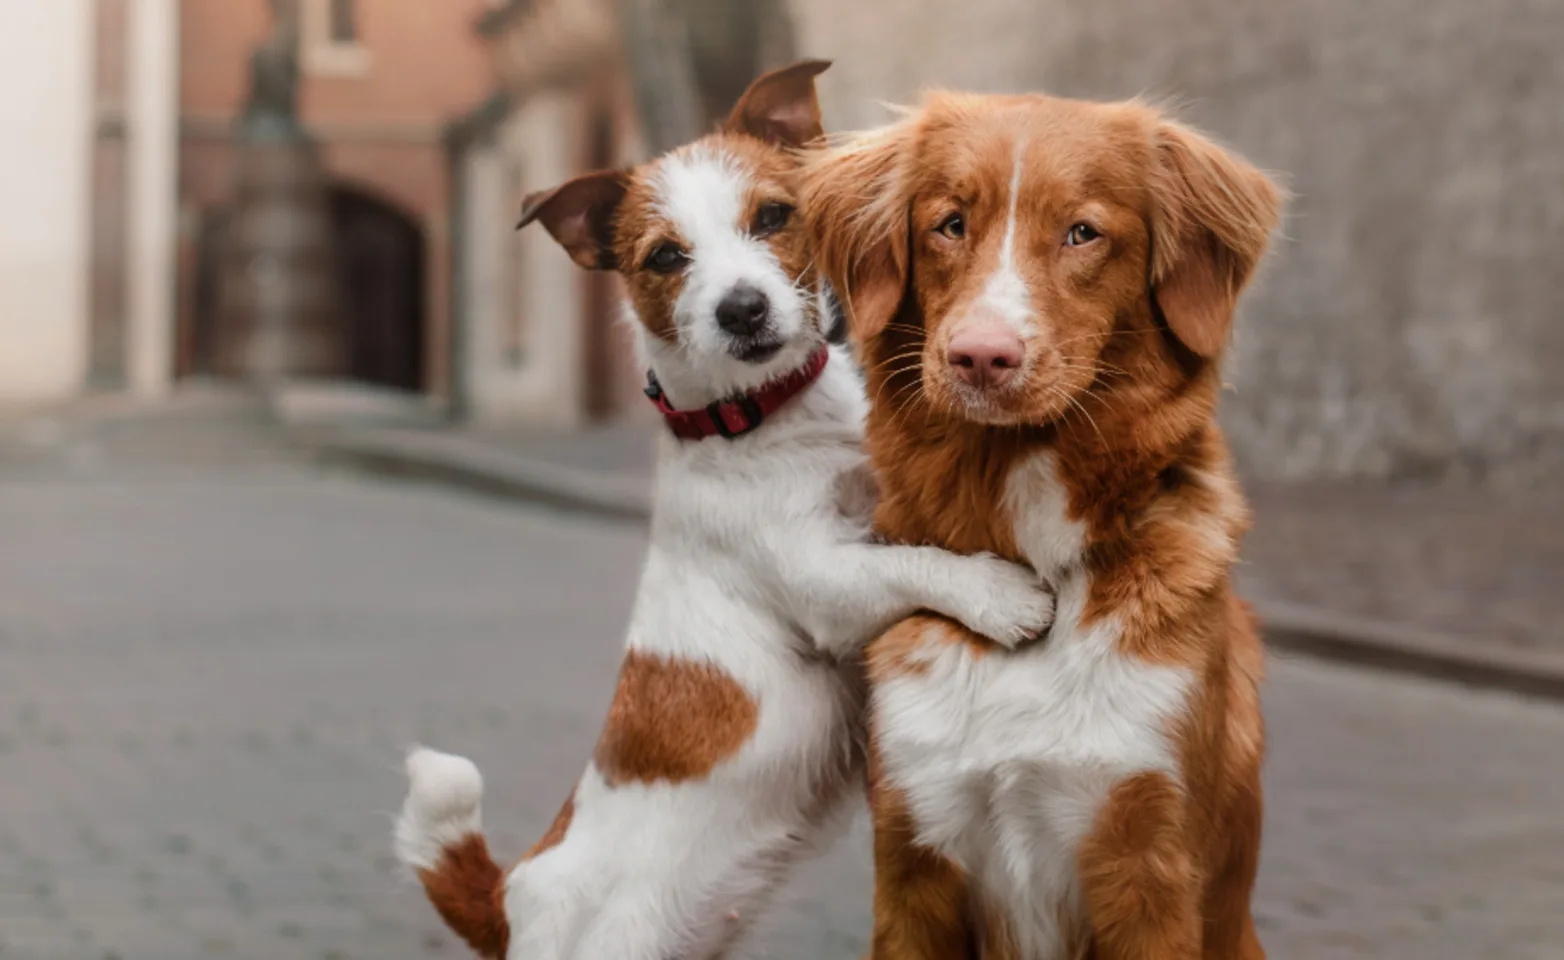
1149,120,1283,358
801,119,915,345
517,169,630,270
724,59,831,149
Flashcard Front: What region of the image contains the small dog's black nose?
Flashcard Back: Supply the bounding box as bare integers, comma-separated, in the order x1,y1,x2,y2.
715,284,770,336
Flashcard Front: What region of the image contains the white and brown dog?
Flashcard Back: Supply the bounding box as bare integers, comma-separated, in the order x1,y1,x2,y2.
393,62,1055,960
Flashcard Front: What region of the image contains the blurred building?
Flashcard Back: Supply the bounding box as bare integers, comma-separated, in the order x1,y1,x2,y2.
2,0,1559,485
0,1,105,402
1,0,649,426
171,0,494,396
0,0,493,405
446,0,652,426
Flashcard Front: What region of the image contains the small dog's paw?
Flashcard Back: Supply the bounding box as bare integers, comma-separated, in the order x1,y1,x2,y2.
958,554,1056,649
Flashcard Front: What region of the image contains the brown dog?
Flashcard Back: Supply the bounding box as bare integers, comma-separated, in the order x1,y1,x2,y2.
802,92,1282,959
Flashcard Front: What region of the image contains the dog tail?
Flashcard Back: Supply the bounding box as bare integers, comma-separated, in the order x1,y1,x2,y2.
395,747,511,958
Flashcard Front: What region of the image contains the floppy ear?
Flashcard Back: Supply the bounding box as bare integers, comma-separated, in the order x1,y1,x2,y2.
516,169,630,270
800,120,916,345
724,59,831,149
1149,121,1282,358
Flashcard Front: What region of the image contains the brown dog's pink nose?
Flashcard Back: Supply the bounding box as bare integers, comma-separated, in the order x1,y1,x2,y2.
947,324,1024,389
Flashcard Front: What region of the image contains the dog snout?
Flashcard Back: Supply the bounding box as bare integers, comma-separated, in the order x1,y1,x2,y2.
947,322,1024,389
716,284,771,337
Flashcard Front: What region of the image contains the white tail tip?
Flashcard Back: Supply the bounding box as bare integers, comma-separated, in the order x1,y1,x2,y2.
395,746,485,871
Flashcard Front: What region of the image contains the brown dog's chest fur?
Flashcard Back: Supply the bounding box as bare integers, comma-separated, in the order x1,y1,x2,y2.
866,411,1031,560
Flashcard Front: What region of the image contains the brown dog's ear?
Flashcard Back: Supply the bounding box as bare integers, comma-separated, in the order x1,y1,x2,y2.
801,120,916,344
1149,121,1282,358
839,230,909,346
724,59,831,149
517,170,630,270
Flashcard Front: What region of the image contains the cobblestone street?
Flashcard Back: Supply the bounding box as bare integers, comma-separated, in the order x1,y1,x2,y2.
1,434,1562,958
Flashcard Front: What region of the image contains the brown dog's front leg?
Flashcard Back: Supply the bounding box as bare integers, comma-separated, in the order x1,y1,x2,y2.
1078,772,1203,960
867,744,980,960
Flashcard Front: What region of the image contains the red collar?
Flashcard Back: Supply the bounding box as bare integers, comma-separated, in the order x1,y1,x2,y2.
644,348,830,441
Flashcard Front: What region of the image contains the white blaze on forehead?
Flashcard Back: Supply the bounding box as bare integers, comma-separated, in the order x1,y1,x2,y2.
978,138,1033,337
651,145,750,249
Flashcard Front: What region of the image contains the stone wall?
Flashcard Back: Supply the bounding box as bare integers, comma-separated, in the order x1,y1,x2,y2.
791,0,1564,486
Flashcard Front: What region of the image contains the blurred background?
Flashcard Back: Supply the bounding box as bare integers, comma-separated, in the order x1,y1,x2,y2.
0,1,1561,958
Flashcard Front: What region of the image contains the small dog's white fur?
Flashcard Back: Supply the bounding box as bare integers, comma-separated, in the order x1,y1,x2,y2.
397,141,1055,960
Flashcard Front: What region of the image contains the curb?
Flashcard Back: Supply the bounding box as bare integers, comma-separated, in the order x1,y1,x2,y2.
309,429,653,523
1257,599,1564,701
263,378,449,430
310,427,1564,702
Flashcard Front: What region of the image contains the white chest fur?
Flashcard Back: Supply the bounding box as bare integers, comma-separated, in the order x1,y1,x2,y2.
871,451,1195,959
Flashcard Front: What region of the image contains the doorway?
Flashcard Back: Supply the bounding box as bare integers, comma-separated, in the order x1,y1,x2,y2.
329,185,426,391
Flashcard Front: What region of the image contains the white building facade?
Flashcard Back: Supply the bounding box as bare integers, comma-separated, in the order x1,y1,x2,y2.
0,0,178,403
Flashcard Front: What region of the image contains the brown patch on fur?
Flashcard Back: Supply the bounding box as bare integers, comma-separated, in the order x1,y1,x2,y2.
868,615,1006,681
974,908,1021,960
1077,773,1201,958
607,181,684,341
594,650,759,786
867,744,980,959
418,834,510,959
803,91,1279,957
867,617,944,678
421,791,582,958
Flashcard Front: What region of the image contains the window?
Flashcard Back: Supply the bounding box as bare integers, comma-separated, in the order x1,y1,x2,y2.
303,0,370,76
329,0,356,44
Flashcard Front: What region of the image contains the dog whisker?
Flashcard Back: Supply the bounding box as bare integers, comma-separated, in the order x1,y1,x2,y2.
888,374,927,425
870,349,929,374
1056,386,1107,448
869,358,922,412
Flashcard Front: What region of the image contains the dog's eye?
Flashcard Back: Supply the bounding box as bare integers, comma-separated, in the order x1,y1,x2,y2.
644,242,689,274
752,202,793,238
1066,222,1101,246
936,213,966,240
